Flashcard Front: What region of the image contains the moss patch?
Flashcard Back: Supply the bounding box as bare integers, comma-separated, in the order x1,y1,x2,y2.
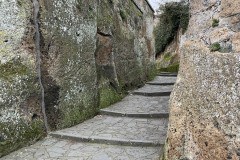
159,63,179,73
57,105,98,129
0,60,30,80
99,85,124,109
97,0,114,28
146,64,158,81
163,52,172,61
0,120,45,158
120,9,127,21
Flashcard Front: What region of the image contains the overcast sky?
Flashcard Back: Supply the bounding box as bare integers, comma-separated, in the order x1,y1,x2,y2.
148,0,181,11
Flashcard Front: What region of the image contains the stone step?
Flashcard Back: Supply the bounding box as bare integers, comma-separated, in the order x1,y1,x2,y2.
100,95,169,118
50,115,168,147
158,72,177,77
146,76,177,85
132,84,174,96
2,137,162,160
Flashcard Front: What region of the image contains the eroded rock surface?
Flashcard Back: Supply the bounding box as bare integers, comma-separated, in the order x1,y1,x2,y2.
164,0,240,159
0,0,155,157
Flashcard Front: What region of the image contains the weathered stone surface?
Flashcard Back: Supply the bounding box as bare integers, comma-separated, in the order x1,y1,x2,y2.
0,2,34,118
2,137,161,160
159,72,177,77
0,0,46,157
50,115,168,146
232,32,240,52
164,42,240,159
209,27,233,44
147,76,177,85
133,84,174,96
220,0,240,17
100,95,169,117
164,0,240,159
39,0,99,129
0,0,155,157
96,0,156,93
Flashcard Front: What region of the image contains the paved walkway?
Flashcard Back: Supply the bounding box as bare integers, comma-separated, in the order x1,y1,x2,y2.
2,73,177,160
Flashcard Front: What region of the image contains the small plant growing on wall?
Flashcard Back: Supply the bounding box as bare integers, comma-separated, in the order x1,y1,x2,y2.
120,9,127,21
210,42,221,52
212,19,219,27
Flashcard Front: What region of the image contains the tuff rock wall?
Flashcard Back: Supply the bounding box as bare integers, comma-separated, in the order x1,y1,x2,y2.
0,0,155,157
164,0,240,159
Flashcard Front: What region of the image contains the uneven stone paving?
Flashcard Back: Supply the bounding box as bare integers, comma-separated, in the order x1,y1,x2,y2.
100,96,169,118
132,84,174,96
2,75,176,160
146,76,176,85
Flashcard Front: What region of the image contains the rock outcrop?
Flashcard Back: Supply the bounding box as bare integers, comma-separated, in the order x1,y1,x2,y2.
0,0,155,157
164,0,240,159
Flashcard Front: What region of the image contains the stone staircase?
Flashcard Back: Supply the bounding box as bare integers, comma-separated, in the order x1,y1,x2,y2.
2,73,177,160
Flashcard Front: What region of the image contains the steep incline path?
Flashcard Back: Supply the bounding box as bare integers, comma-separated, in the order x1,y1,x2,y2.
2,74,177,160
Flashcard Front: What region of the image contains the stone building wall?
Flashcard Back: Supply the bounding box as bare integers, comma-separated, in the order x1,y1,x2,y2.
0,0,155,157
164,0,240,159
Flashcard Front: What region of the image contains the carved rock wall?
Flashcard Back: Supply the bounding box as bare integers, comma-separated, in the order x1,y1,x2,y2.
0,0,155,157
164,0,240,159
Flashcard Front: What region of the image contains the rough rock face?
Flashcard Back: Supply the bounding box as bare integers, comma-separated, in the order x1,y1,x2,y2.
164,0,240,159
0,0,155,157
39,0,99,129
96,0,155,89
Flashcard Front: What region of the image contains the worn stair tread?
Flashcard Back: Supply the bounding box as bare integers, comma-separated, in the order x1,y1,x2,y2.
132,84,174,96
50,115,168,147
158,72,177,77
100,95,169,118
2,137,161,160
146,76,177,85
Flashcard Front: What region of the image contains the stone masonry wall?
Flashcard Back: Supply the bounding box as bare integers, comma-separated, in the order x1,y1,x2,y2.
0,0,155,157
164,0,240,159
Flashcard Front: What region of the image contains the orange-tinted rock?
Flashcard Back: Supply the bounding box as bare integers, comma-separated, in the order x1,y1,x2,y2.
164,0,240,159
220,0,240,17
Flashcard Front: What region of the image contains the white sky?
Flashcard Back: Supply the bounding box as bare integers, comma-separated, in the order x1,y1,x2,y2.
148,0,181,11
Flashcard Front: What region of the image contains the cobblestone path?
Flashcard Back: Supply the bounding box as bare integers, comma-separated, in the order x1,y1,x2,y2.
2,73,177,160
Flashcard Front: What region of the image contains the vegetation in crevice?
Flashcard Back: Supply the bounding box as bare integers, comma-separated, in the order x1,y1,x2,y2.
146,64,158,81
156,52,179,73
212,19,219,28
210,42,221,52
159,63,179,73
120,9,127,21
154,2,189,56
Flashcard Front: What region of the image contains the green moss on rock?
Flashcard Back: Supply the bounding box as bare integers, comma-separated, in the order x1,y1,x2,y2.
57,105,98,129
0,60,30,80
99,85,124,109
146,63,158,81
0,120,45,157
97,0,114,28
159,63,179,73
120,9,127,21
